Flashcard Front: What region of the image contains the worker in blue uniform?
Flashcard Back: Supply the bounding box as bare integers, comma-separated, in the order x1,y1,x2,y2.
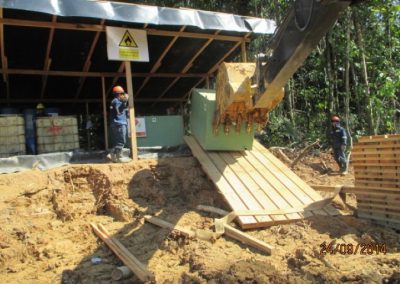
330,115,348,175
109,85,131,163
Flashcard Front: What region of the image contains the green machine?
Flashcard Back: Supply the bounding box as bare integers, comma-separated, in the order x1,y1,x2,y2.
189,89,254,151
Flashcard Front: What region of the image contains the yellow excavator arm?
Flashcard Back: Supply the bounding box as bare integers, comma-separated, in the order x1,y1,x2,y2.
213,0,355,134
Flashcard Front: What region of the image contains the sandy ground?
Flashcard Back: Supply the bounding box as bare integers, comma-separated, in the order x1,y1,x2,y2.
0,150,399,283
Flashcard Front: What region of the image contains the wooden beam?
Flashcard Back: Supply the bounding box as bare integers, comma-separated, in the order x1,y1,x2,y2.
0,98,186,103
224,224,273,255
125,61,138,160
0,8,5,82
75,20,105,99
0,18,250,43
0,68,206,78
151,31,220,106
144,215,196,238
40,59,52,99
107,62,126,95
135,26,185,98
91,223,154,282
40,16,56,99
101,77,109,150
241,41,247,62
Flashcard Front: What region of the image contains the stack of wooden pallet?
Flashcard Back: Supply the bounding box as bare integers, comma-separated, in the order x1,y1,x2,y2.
352,134,400,230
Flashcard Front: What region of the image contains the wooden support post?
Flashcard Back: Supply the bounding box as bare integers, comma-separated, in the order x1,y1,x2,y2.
101,77,109,150
125,61,137,160
85,102,91,150
205,77,210,89
241,41,247,62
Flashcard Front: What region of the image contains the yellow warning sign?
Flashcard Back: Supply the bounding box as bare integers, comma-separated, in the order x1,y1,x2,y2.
106,27,149,61
119,30,138,48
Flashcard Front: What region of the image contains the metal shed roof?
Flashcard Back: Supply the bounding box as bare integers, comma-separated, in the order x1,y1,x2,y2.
0,0,276,113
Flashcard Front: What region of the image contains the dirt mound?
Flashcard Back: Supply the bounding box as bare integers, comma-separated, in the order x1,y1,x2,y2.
0,155,399,283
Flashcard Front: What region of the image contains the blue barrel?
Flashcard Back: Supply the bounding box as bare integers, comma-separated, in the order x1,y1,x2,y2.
44,107,60,116
23,109,37,154
0,107,19,115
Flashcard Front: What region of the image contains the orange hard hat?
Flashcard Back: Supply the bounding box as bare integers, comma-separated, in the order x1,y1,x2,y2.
112,85,125,94
331,115,340,122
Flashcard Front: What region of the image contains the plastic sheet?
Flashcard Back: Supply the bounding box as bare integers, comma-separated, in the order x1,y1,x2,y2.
0,0,275,34
0,145,192,174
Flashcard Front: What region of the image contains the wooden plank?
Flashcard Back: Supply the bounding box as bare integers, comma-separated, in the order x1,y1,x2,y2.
224,224,274,255
357,210,400,223
352,156,400,162
253,141,323,202
356,137,400,143
357,202,400,212
353,143,400,150
352,150,400,155
184,136,257,226
351,162,400,167
357,194,400,207
252,142,329,216
311,184,400,197
355,180,400,188
208,152,272,224
241,150,304,220
353,185,400,192
91,223,154,282
144,215,196,237
372,219,400,230
249,148,326,215
220,152,287,222
358,134,400,141
0,68,206,78
354,172,400,179
354,166,400,174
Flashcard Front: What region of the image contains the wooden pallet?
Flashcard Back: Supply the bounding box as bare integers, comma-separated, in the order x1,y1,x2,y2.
352,135,400,229
185,136,340,229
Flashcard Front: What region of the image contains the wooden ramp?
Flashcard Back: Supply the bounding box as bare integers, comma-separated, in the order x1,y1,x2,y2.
185,136,340,229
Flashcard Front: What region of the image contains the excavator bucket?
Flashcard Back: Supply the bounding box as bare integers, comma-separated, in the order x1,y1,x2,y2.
213,62,284,134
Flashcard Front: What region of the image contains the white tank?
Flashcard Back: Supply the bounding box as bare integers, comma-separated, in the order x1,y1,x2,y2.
36,116,79,154
0,115,26,158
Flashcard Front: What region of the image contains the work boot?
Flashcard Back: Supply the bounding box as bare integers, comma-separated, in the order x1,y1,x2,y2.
115,148,131,163
107,149,116,162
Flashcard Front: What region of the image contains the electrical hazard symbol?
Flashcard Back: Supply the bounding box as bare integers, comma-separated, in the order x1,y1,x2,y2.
119,30,138,48
106,26,149,61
